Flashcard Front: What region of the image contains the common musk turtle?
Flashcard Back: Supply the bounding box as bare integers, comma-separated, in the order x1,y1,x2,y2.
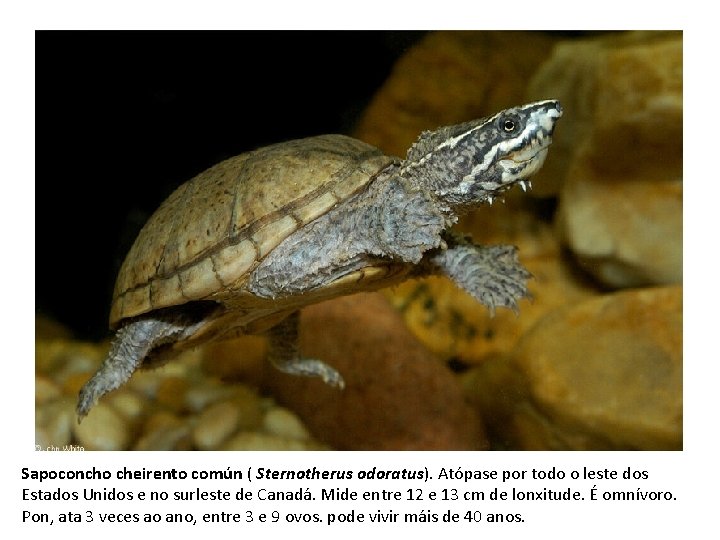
77,100,563,418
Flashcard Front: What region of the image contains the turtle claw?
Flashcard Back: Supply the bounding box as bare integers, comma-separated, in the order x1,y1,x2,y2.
272,357,346,389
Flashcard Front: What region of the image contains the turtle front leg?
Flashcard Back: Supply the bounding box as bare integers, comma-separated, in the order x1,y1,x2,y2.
268,311,345,388
424,236,532,315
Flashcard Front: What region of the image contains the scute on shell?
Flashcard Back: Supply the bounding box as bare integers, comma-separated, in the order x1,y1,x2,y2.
110,134,396,327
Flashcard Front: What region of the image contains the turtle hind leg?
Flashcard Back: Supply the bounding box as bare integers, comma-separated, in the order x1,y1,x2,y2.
76,316,194,421
268,311,345,389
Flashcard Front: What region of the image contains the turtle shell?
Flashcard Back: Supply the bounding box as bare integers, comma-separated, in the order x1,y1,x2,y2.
110,134,396,328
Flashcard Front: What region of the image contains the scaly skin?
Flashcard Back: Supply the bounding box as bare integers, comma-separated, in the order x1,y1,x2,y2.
77,318,187,419
77,100,562,419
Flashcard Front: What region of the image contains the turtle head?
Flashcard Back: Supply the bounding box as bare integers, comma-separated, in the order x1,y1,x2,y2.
401,100,562,212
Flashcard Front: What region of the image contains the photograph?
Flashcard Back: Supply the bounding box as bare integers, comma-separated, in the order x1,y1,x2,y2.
34,29,682,452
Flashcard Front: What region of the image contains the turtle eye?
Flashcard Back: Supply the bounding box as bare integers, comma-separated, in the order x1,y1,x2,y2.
496,114,523,136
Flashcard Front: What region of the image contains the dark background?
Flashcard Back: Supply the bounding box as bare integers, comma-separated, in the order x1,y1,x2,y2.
35,31,425,339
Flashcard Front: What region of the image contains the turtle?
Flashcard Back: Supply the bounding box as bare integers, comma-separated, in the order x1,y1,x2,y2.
77,100,563,419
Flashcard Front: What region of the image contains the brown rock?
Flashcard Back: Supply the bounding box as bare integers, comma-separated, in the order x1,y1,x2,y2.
590,36,682,179
529,31,683,287
35,397,75,448
73,402,132,450
155,376,190,412
182,379,237,413
35,375,62,405
263,406,311,440
460,354,529,449
192,400,243,450
35,339,105,378
221,432,327,451
506,286,682,450
262,292,486,450
228,385,266,431
557,171,682,287
201,334,268,385
134,411,192,451
189,388,265,450
105,390,146,422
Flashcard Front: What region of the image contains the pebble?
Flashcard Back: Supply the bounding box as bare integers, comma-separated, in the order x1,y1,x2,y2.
105,390,147,422
35,397,74,448
183,380,237,413
221,432,326,451
230,386,265,430
134,424,192,451
35,335,323,451
263,406,311,440
192,400,242,450
155,376,191,412
73,402,131,451
35,340,104,378
201,334,268,383
134,412,191,451
35,375,62,405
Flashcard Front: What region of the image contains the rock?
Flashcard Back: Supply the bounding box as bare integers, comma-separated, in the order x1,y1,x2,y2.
263,406,311,441
221,432,327,451
589,35,682,179
134,411,192,451
192,400,243,450
34,316,324,451
35,428,52,450
134,424,192,451
183,379,237,413
73,402,131,450
143,410,183,433
35,375,62,405
105,390,146,422
35,397,75,448
35,339,105,378
201,334,268,384
125,368,164,400
264,292,486,450
460,354,529,449
482,286,682,450
527,31,681,195
557,172,682,287
155,376,190,412
528,31,683,287
228,385,266,430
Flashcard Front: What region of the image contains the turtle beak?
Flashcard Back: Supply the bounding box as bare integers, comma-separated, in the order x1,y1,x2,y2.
495,100,562,193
